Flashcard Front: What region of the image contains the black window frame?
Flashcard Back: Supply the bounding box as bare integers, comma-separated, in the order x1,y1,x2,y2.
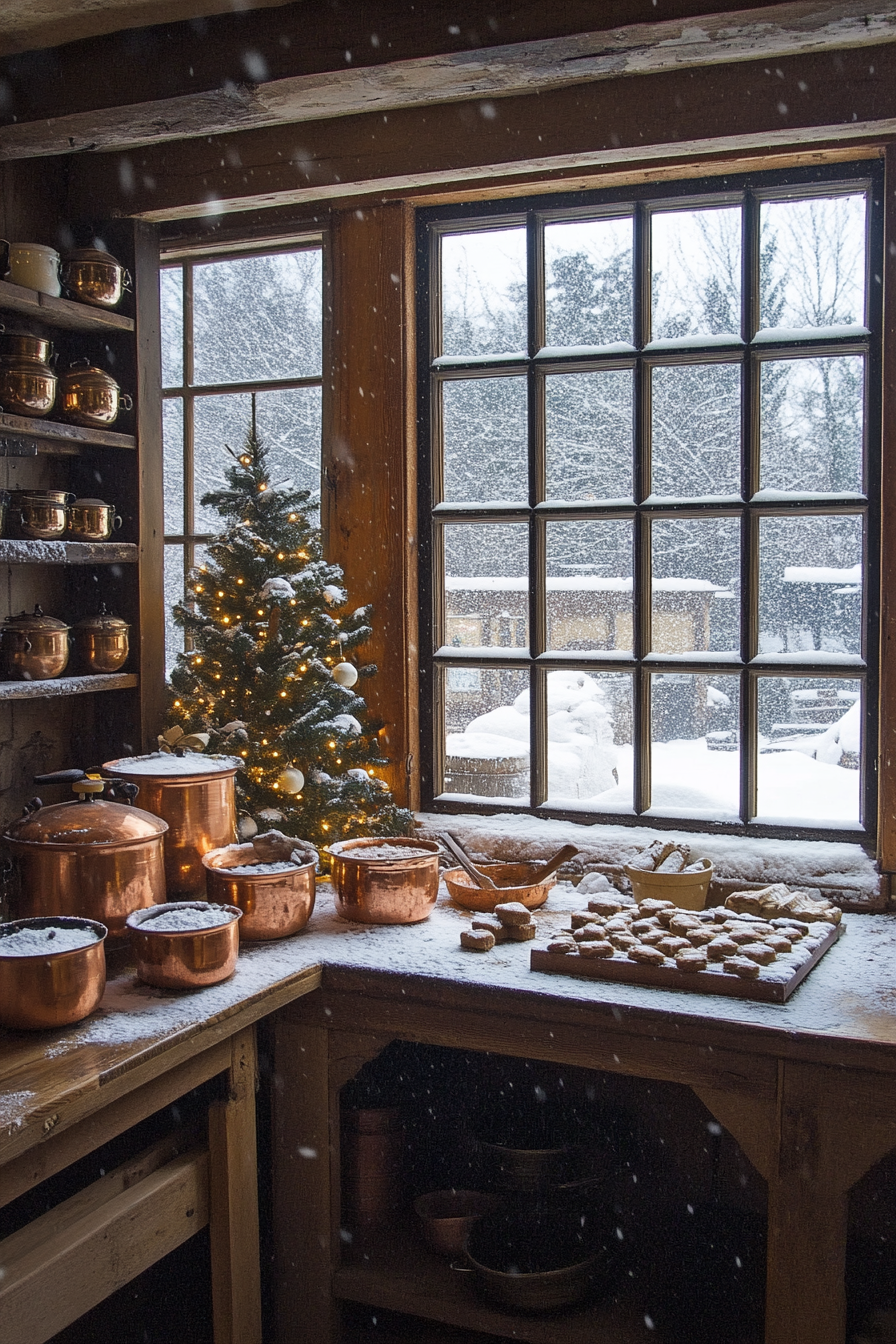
417,161,883,845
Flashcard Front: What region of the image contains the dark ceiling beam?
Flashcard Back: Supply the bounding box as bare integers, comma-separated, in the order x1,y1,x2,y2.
64,42,896,224
3,0,896,161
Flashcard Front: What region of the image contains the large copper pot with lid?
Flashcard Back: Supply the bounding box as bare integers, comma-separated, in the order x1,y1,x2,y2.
61,248,131,310
74,604,129,673
60,359,132,428
3,771,168,941
103,752,241,897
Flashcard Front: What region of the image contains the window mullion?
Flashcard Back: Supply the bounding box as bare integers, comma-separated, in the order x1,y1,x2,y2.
741,191,759,822
633,202,651,814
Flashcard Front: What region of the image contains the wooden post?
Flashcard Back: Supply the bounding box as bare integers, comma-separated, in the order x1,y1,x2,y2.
271,1018,337,1344
208,1026,262,1344
323,201,419,809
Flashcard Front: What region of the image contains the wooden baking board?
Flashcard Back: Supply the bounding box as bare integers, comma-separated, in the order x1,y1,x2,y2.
530,922,844,1003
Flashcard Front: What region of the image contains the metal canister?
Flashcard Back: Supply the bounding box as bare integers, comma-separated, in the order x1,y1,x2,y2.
0,606,70,680
341,1107,405,1230
102,752,241,897
74,605,129,673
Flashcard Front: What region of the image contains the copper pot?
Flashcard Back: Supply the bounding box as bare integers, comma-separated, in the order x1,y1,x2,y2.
66,497,122,542
328,837,441,924
0,331,54,365
3,775,168,941
0,357,56,418
202,846,316,940
61,248,131,310
10,490,72,540
126,901,241,989
0,606,70,680
0,916,107,1030
60,360,132,428
74,605,129,673
103,752,241,897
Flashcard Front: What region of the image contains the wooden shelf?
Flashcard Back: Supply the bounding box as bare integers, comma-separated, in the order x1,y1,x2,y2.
0,412,135,456
0,278,134,334
0,539,137,564
0,673,138,700
334,1235,656,1344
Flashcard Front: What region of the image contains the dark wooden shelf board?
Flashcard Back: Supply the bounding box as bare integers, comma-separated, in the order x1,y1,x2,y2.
0,412,135,455
0,673,138,700
0,539,138,564
334,1236,655,1344
0,278,134,334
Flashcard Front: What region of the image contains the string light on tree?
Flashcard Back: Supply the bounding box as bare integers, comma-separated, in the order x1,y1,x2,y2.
164,395,412,850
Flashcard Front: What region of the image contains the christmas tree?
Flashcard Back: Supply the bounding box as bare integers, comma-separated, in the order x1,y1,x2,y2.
165,407,413,850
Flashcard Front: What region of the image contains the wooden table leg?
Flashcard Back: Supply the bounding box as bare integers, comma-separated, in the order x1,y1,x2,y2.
209,1026,262,1344
766,1061,896,1344
272,1019,337,1344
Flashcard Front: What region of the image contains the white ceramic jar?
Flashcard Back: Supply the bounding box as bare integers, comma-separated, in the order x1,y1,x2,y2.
5,243,61,297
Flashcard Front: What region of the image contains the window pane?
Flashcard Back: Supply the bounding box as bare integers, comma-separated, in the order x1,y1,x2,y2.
442,666,530,801
546,669,632,811
163,398,184,535
545,370,633,502
651,206,742,342
442,376,527,503
650,363,741,499
759,355,864,496
443,523,529,652
546,520,632,653
544,216,633,349
440,228,527,358
160,266,182,388
650,673,740,821
756,676,862,826
192,249,322,385
758,516,863,658
164,544,185,674
651,518,740,655
193,388,321,534
759,193,866,332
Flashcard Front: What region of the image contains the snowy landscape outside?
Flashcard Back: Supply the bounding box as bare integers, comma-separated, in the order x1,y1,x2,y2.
434,188,869,829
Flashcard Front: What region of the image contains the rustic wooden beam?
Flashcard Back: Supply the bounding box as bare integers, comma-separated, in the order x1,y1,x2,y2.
5,0,896,161
66,41,896,224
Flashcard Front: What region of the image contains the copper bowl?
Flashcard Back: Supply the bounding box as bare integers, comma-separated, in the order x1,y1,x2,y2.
328,837,441,925
414,1190,502,1257
202,845,316,940
126,901,241,989
0,916,107,1030
443,862,555,914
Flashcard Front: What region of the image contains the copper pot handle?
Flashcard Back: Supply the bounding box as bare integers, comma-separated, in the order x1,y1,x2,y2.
120,393,133,412
113,512,122,530
122,268,133,292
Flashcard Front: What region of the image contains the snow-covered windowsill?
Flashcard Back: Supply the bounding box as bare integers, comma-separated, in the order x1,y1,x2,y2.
415,812,883,910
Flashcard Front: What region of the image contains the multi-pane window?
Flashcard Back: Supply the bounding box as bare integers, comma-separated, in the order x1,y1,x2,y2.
419,165,881,838
160,241,324,670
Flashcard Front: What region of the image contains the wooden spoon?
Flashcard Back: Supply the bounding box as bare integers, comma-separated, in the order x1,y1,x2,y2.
440,832,498,890
529,843,579,885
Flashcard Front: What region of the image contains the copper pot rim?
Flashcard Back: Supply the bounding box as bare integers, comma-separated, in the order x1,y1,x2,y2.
4,829,168,851
202,848,316,882
126,900,242,936
328,837,441,864
0,913,108,958
103,754,242,783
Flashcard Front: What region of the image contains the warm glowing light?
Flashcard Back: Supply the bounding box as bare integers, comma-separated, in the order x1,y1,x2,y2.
280,691,287,698
258,483,267,492
368,769,375,776
240,455,251,465
236,578,243,585
277,552,285,560
173,699,181,707
336,758,342,764
273,751,280,757
257,609,264,616
301,620,310,626
241,750,248,757
195,585,203,593
262,739,268,745
322,823,329,831
214,673,221,680
222,617,230,624
217,591,224,598
328,741,336,749
194,658,202,665
289,599,296,605
299,664,307,672
288,513,297,521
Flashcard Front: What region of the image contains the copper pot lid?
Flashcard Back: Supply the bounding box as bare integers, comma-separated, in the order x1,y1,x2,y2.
104,751,242,779
75,603,129,633
2,605,70,634
5,796,168,847
62,362,120,389
62,248,123,267
70,497,113,508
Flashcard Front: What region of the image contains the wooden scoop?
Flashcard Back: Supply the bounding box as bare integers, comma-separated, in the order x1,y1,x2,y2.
529,843,579,885
440,832,498,890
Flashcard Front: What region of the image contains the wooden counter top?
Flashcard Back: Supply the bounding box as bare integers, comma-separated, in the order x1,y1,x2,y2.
3,880,896,1169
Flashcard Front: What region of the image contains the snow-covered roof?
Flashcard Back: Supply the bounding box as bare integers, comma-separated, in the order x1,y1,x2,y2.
783,565,862,585
445,576,722,593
